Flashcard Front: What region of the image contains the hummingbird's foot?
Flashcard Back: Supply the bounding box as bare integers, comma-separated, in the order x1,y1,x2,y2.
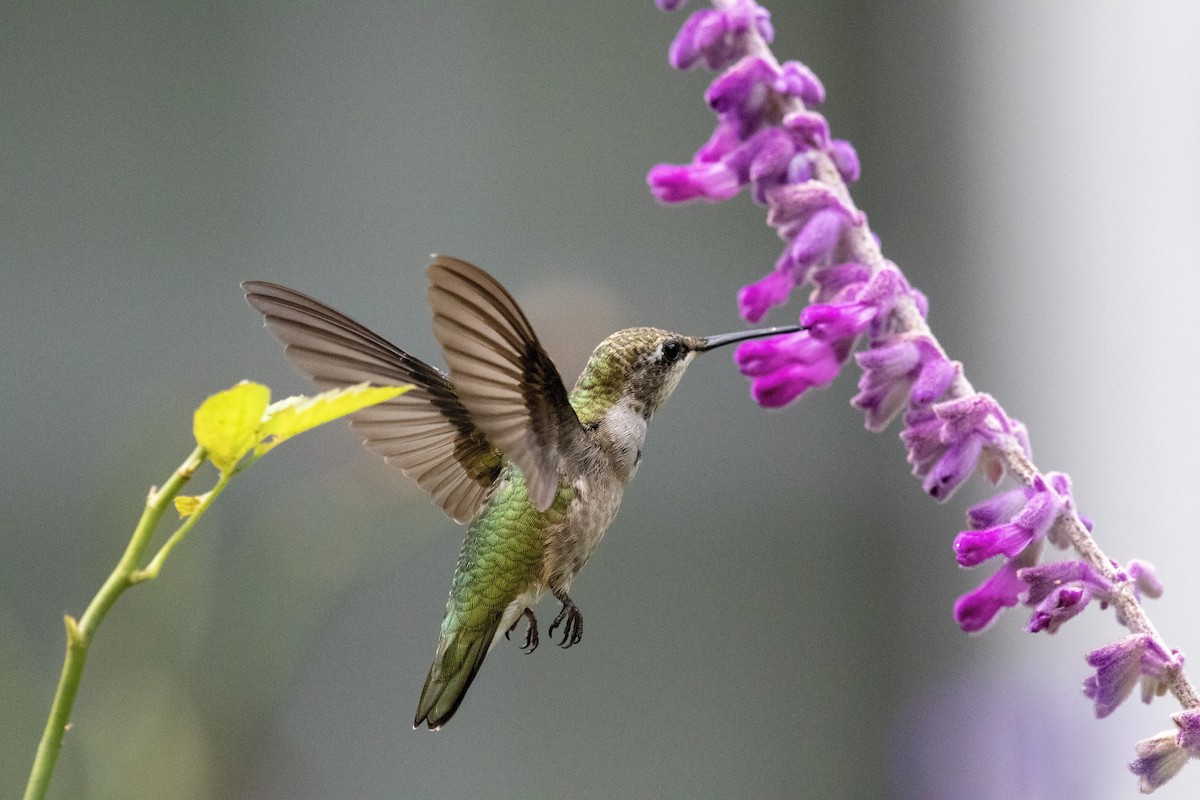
504,607,539,653
547,595,582,648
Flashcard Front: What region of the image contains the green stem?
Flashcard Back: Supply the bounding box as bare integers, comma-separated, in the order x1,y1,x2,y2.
132,467,232,584
23,446,207,800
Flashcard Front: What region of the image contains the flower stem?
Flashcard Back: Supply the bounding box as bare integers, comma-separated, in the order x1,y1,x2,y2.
22,445,207,800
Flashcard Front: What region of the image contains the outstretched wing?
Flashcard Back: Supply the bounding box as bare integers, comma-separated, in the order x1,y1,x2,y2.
242,280,503,523
426,255,585,512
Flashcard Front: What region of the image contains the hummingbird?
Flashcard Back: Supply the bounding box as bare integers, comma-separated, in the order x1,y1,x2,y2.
243,256,800,730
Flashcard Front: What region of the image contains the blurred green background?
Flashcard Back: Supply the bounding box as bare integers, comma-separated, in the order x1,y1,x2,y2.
4,2,1199,798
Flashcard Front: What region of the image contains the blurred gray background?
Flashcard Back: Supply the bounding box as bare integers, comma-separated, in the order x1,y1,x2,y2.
4,2,1200,798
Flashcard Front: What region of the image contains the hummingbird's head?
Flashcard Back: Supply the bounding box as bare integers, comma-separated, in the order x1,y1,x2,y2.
570,324,803,425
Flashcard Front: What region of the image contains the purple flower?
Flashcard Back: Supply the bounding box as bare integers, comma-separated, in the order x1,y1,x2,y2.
1025,585,1090,634
1176,709,1200,758
765,181,859,241
668,2,773,72
852,335,957,431
781,109,830,148
800,300,877,342
967,485,1034,530
646,161,740,203
1083,634,1180,719
953,476,1066,567
1128,710,1200,792
738,268,796,323
1130,730,1191,793
901,394,1027,501
953,553,1030,634
1128,559,1164,599
828,139,860,183
774,60,824,106
954,524,1037,568
734,330,841,408
706,56,779,136
809,261,871,302
1019,559,1113,605
695,117,743,163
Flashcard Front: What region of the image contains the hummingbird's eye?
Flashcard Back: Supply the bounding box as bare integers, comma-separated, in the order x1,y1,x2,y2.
660,340,682,364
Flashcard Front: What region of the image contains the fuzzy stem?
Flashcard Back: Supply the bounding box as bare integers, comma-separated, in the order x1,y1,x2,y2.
22,446,207,800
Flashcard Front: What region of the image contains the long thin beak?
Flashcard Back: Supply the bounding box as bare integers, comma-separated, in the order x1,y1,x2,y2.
696,324,805,352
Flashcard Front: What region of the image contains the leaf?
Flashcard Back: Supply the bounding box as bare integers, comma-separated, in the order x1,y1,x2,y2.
193,381,271,474
173,493,210,519
254,382,409,457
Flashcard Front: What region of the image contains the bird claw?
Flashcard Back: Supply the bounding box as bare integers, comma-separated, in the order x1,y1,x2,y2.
504,607,539,653
548,598,582,648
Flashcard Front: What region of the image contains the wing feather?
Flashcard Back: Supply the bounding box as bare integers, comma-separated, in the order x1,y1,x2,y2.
426,255,585,511
242,280,503,523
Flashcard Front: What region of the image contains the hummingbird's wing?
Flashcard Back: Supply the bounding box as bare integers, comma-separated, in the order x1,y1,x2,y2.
427,255,585,512
243,281,504,524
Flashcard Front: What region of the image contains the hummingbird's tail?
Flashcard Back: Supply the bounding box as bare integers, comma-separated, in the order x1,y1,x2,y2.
413,617,503,730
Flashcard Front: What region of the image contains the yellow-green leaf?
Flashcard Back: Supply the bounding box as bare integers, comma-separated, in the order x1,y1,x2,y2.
254,382,408,457
173,493,210,519
194,381,271,474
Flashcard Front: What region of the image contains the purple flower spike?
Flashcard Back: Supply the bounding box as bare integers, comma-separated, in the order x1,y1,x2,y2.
651,4,1197,787
954,555,1027,634
1130,730,1191,793
647,161,740,203
738,268,796,323
656,0,688,10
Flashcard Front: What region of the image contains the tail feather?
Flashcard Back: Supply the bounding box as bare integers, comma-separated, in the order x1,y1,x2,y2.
413,619,501,730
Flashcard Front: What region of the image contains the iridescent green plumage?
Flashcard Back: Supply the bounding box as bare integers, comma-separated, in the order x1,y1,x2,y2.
415,469,573,728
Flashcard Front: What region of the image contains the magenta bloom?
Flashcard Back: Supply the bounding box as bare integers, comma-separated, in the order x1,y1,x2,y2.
647,161,740,203
667,1,773,71
1083,634,1181,719
735,331,841,408
953,555,1027,634
1129,710,1200,792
